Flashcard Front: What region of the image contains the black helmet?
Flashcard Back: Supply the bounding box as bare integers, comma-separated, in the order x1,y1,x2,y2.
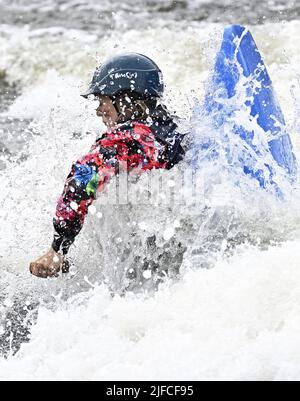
81,53,164,99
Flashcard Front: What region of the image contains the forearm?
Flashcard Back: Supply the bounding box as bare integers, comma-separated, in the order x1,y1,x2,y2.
52,215,83,254
52,148,107,253
52,170,95,254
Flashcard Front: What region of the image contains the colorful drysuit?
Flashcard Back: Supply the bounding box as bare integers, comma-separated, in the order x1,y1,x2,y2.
52,110,185,254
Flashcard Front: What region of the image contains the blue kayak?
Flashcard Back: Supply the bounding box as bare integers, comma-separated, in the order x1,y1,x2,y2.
195,24,297,195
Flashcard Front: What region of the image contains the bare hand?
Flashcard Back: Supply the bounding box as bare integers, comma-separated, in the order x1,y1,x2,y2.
29,248,63,278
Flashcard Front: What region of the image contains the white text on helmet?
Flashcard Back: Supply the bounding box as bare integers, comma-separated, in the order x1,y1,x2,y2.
110,72,138,80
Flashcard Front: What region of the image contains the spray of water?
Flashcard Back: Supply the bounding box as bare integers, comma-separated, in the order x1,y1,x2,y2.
1,20,300,378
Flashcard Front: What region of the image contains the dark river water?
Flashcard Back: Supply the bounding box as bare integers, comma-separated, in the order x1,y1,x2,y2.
0,0,299,30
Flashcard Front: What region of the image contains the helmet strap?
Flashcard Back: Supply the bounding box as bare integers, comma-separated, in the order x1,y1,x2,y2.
113,93,151,124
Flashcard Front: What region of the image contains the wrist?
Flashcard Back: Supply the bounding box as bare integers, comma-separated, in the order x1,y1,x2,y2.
52,232,63,253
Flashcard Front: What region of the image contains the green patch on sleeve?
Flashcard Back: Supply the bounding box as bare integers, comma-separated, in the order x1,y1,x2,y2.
86,173,101,197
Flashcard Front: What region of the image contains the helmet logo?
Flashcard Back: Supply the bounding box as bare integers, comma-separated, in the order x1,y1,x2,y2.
110,72,138,80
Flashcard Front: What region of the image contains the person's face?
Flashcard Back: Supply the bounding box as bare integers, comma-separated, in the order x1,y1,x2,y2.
95,95,118,128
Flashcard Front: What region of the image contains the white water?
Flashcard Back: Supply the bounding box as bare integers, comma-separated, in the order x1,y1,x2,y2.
3,241,300,380
1,16,300,380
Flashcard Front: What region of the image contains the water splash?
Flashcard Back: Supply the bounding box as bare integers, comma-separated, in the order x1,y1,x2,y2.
1,19,300,378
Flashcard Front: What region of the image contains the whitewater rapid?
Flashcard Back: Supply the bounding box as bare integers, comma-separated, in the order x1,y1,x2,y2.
2,242,300,380
1,13,300,379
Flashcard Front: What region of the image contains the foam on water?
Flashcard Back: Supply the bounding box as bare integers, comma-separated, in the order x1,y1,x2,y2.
1,18,300,379
2,241,300,380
